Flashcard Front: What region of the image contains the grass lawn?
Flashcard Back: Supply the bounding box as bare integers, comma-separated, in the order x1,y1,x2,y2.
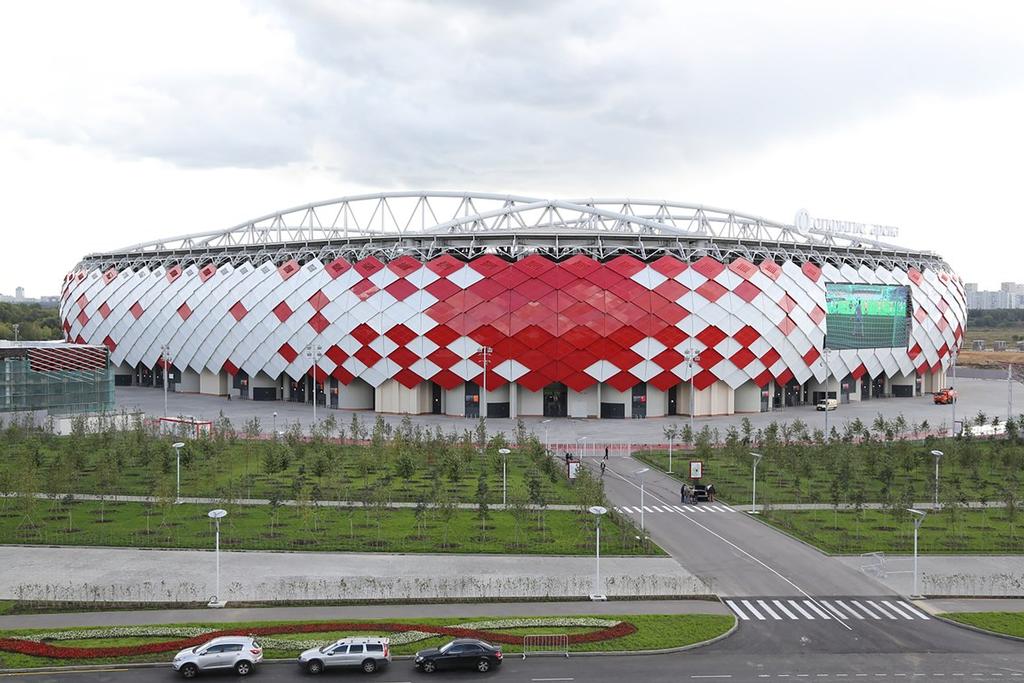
0,614,734,669
759,508,1024,554
0,499,659,556
944,612,1024,638
635,436,1024,508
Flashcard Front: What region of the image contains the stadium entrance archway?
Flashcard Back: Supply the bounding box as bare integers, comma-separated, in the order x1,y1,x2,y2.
543,383,567,417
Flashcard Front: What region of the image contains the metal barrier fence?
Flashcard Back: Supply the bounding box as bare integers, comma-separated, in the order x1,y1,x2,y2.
522,634,569,659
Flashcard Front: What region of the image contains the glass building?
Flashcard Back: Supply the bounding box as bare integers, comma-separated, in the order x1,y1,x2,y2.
0,342,114,416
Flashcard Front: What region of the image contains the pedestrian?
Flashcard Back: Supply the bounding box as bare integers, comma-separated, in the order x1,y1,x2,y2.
600,461,606,477
680,483,686,504
708,483,716,503
604,447,609,461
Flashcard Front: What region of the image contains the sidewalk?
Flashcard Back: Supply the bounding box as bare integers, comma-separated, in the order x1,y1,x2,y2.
2,492,578,511
0,546,709,603
0,599,728,630
921,598,1024,614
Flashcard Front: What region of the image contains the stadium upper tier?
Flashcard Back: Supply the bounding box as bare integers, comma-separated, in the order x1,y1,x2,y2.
61,192,964,418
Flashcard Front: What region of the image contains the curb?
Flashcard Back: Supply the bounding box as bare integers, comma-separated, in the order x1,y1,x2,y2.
0,617,739,674
928,611,1024,643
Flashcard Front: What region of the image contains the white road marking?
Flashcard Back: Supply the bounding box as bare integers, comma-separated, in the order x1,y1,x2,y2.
868,600,899,620
532,679,575,681
804,600,832,619
725,599,750,620
720,504,735,511
850,600,880,619
819,600,848,619
835,600,865,619
757,599,783,619
642,505,653,513
897,601,931,620
692,676,732,679
772,599,800,619
673,505,686,512
882,600,917,620
604,465,853,632
788,600,816,619
741,599,766,620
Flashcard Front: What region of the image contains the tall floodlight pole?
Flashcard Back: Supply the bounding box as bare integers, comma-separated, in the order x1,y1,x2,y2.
541,419,552,453
950,350,957,436
749,452,763,514
576,436,587,460
930,450,943,509
160,344,172,418
683,348,702,438
588,505,607,600
664,425,679,474
305,343,323,429
633,467,650,530
172,442,185,504
498,448,511,506
908,509,927,598
207,508,228,608
477,346,492,419
824,346,831,441
1009,364,1014,427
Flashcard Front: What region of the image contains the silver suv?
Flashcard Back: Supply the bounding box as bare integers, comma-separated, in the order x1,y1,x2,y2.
298,636,391,674
172,636,263,678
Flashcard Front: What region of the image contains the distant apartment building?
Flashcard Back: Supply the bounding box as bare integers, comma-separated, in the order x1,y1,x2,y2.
0,288,60,307
964,282,1024,310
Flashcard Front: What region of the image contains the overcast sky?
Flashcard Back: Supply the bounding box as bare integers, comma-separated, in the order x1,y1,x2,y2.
2,0,1022,298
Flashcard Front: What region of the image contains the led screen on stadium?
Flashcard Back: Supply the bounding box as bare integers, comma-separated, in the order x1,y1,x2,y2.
825,283,911,350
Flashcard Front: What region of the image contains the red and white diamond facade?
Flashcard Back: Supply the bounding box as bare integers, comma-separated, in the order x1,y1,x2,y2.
60,193,965,418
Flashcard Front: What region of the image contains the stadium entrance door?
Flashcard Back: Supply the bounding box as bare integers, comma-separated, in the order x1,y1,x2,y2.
543,383,567,417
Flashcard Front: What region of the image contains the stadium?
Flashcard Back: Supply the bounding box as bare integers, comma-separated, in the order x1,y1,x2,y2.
59,192,966,419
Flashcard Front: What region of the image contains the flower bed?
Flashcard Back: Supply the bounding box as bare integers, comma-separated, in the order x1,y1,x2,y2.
0,619,636,660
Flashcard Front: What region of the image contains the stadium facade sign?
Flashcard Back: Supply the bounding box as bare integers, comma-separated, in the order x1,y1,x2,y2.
794,208,900,240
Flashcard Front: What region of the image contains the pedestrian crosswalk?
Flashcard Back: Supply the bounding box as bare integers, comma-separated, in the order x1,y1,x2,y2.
613,503,735,514
724,597,931,622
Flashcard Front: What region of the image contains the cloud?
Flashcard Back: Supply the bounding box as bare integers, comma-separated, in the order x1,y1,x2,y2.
2,0,1023,184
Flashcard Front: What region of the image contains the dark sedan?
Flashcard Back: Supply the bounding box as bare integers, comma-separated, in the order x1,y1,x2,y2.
414,638,503,673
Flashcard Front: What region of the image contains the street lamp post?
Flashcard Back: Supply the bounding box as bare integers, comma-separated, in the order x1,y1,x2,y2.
305,344,324,429
477,346,492,419
498,448,511,506
207,508,228,608
588,505,607,600
272,411,277,434
823,347,832,441
160,344,173,418
172,442,185,503
749,452,763,514
908,509,927,598
930,450,943,509
12,324,19,345
664,426,679,473
541,419,552,453
683,348,702,438
576,436,587,460
633,467,650,530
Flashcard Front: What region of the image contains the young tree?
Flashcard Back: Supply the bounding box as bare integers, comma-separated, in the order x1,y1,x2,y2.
475,474,490,539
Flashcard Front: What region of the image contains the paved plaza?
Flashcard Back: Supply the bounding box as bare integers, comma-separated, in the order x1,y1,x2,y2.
116,376,1017,445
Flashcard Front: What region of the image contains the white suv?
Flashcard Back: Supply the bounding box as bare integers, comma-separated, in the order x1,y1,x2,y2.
172,636,263,678
298,636,391,674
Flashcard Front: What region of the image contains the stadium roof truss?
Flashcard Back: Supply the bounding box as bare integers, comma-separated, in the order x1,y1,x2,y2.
80,191,950,273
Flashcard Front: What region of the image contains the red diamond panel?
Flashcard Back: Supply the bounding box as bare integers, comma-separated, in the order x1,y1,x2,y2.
729,258,758,279
385,324,417,345
326,258,351,278
332,365,355,385
650,371,681,392
426,278,460,300
695,280,727,303
730,348,756,369
518,370,552,392
777,317,797,336
653,348,684,369
760,260,783,281
166,265,182,283
760,348,781,367
129,302,143,319
427,254,463,277
560,254,601,278
230,301,247,321
425,324,459,347
354,346,381,367
651,255,687,278
733,280,761,303
564,371,596,392
393,368,423,389
653,279,687,301
354,256,385,277
352,279,379,301
431,369,463,390
326,345,348,365
654,326,688,348
98,302,111,319
469,278,506,301
278,343,298,363
102,335,116,352
308,290,329,311
801,261,821,283
778,294,797,313
386,278,418,301
606,255,645,277
387,255,422,277
177,303,192,321
388,347,419,368
809,306,826,325
691,256,725,279
776,368,795,385
351,323,379,344
802,347,820,365
278,259,299,280
428,348,460,369
696,326,727,348
273,302,293,322
308,312,330,334
223,360,239,376
606,371,640,392
469,254,509,277
515,254,556,277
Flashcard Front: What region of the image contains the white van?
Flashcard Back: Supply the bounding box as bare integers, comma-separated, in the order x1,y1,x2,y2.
816,398,838,411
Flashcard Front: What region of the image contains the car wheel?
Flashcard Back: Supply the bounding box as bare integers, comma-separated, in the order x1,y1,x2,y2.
235,660,253,676
361,658,378,673
476,658,491,673
306,659,324,674
180,663,199,678
421,659,437,673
